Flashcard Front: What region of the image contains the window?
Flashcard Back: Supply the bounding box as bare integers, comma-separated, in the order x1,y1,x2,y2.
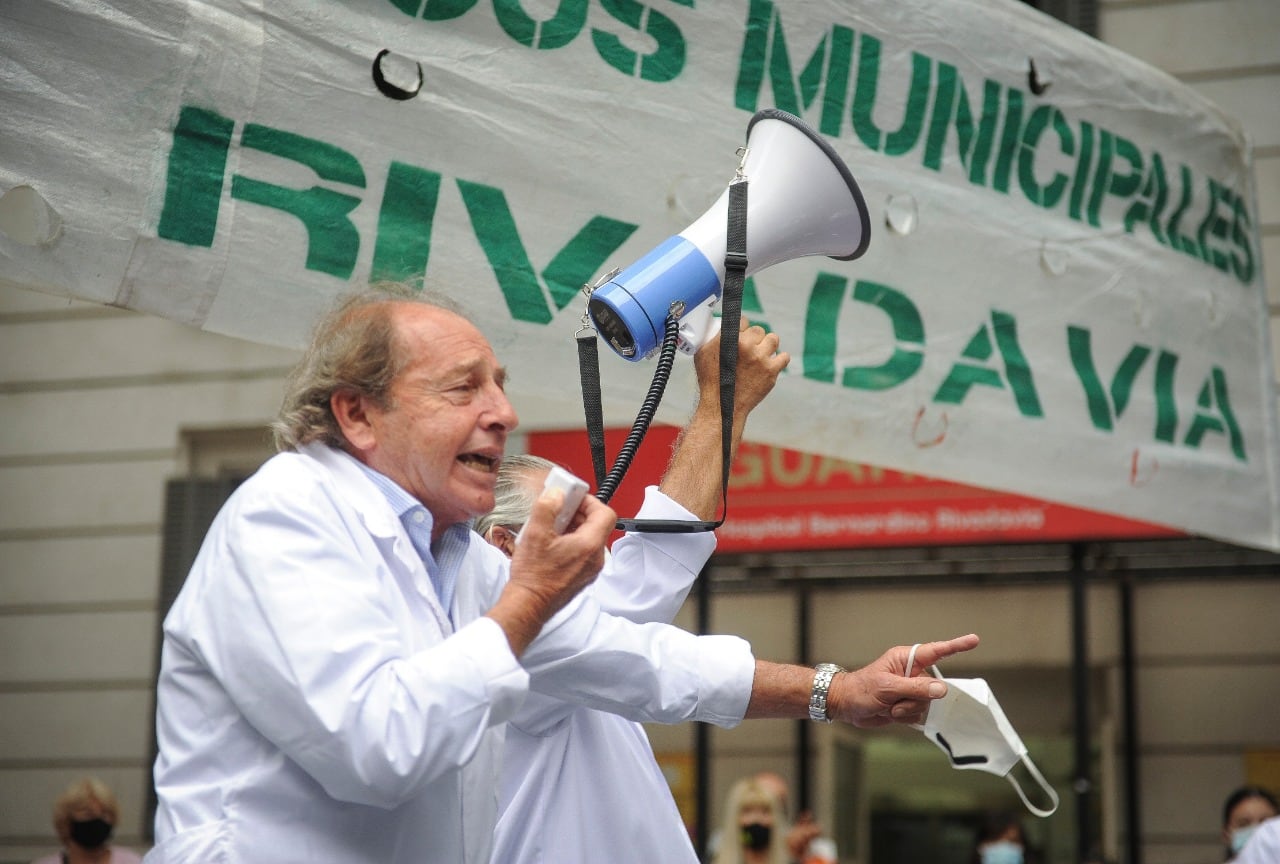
1021,0,1097,36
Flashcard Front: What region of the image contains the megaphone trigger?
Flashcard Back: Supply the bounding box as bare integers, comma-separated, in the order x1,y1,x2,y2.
676,301,721,355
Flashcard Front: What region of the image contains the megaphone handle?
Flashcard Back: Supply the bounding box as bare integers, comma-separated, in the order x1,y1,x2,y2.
714,180,749,527
575,330,608,489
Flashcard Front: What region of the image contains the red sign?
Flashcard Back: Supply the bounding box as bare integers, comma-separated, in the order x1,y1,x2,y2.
526,427,1183,552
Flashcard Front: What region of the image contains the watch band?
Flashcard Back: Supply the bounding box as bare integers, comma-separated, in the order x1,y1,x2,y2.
808,662,846,723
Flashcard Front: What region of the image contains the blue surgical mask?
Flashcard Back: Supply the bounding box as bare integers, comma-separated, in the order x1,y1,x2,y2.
1230,825,1258,855
979,840,1024,864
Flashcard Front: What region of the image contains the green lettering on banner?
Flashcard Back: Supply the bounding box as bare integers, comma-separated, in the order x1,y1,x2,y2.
1067,328,1245,460
1230,188,1256,282
844,280,924,389
424,0,482,21
730,2,1259,287
1153,350,1179,444
1228,190,1259,281
734,0,770,111
493,0,585,49
851,35,931,156
1123,149,1169,243
820,25,854,137
1018,105,1072,209
1086,130,1143,229
594,0,690,82
1184,368,1246,460
991,88,1022,194
934,324,1001,400
1165,163,1201,258
1067,120,1096,222
801,271,846,383
371,161,442,284
457,179,636,323
384,0,481,21
801,275,922,389
735,0,834,118
1196,178,1232,272
1067,325,1151,432
922,63,1002,185
161,106,371,276
457,179,561,323
231,124,365,278
541,216,638,310
157,104,644,308
158,106,234,247
934,310,1043,417
741,276,768,327
993,314,1043,418
1108,134,1144,208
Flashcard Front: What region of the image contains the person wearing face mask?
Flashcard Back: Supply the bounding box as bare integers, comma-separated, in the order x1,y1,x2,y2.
712,777,791,864
1220,785,1278,862
970,811,1032,864
30,777,143,864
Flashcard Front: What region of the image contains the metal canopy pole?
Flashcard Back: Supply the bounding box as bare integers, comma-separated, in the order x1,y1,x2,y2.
1071,543,1095,863
797,584,813,814
1120,574,1142,864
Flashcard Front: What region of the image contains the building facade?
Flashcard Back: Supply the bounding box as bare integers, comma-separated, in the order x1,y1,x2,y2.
1,1,1277,862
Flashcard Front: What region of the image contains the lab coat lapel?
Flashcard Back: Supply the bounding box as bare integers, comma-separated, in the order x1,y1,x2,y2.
304,443,454,634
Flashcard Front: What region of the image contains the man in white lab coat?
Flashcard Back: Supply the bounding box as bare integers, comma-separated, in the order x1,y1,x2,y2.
147,286,978,864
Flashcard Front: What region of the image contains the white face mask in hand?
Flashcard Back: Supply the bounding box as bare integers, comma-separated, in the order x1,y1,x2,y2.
906,644,1060,817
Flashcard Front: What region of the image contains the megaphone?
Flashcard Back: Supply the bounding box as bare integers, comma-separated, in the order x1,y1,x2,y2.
587,108,871,360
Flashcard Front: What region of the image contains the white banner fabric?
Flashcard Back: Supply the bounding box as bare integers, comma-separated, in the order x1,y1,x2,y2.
2,0,1278,550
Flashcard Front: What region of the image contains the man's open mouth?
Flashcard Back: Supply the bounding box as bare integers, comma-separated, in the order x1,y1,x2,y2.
458,453,499,473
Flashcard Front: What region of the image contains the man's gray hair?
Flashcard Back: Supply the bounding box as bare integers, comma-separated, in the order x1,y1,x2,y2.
270,282,463,452
474,453,558,536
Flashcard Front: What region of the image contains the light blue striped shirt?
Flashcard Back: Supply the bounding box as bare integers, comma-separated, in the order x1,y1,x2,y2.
354,461,470,618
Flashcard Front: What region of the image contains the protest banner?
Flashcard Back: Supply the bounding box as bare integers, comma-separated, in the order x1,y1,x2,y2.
2,0,1276,549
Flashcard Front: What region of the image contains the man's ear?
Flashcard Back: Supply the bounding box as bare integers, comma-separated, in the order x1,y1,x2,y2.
331,389,377,454
484,525,518,558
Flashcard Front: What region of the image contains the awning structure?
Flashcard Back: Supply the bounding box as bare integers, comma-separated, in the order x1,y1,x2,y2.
693,535,1280,863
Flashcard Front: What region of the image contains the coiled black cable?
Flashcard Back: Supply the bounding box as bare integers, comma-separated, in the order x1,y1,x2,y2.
594,313,681,504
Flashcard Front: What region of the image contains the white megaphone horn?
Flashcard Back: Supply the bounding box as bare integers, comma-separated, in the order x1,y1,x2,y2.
587,108,871,361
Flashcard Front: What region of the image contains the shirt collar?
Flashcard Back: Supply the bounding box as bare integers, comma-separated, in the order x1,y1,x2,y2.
354,460,421,520
353,460,472,617
353,460,475,545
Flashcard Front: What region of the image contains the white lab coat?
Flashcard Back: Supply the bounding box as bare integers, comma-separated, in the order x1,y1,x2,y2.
147,443,754,864
493,486,712,864
1236,816,1280,864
